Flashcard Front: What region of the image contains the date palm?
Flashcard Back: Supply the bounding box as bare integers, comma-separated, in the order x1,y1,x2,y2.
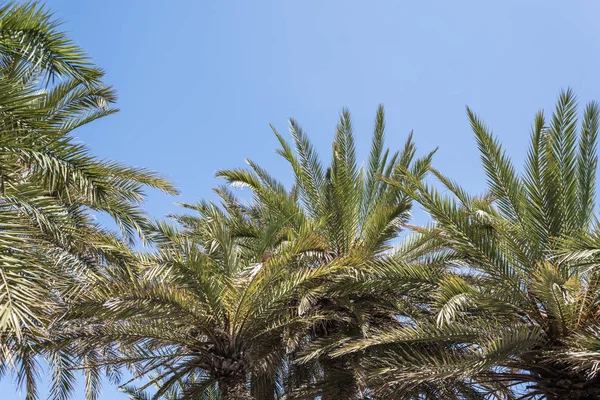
0,2,177,398
217,107,436,399
54,195,330,400
333,90,600,399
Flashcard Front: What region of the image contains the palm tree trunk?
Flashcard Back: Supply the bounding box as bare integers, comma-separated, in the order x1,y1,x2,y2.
251,372,275,400
321,359,356,400
219,375,254,400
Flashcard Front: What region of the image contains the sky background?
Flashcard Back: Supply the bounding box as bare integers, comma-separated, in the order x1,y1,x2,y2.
4,0,600,398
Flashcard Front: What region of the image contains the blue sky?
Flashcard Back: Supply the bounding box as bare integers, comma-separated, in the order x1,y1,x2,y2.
4,0,600,398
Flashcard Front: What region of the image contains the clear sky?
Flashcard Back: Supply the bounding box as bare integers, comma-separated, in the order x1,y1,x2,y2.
4,0,600,398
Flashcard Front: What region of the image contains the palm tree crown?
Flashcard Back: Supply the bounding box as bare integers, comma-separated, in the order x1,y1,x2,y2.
217,106,437,399
333,89,600,399
0,2,177,398
56,195,329,400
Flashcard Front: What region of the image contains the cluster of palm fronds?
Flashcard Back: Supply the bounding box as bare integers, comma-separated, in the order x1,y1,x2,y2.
0,2,176,399
4,2,600,400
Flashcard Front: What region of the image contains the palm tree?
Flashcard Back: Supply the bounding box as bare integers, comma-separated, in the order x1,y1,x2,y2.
0,2,177,398
217,106,437,399
332,90,600,399
54,196,329,400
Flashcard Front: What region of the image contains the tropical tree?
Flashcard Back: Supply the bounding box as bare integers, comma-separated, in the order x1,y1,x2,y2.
0,2,177,398
331,90,600,399
217,107,440,399
53,195,330,400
